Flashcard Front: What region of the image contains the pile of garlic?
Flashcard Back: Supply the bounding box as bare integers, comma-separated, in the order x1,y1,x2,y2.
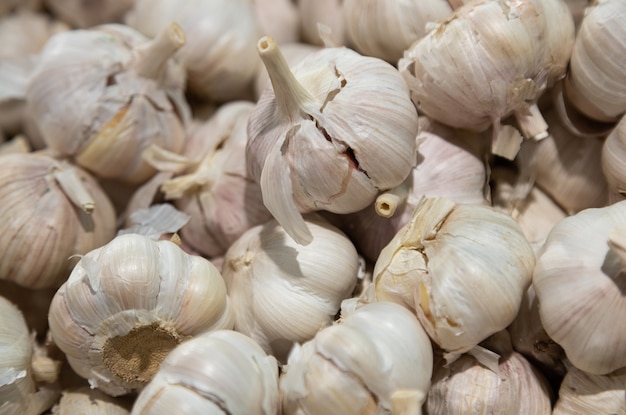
1,0,625,414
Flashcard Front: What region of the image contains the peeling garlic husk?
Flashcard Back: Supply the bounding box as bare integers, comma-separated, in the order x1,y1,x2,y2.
343,0,454,63
373,197,535,360
602,115,626,202
280,301,433,415
126,0,261,103
131,330,279,415
252,0,300,44
48,233,235,396
533,201,626,375
51,386,132,415
26,22,190,184
44,0,135,28
564,0,626,122
426,330,552,414
247,36,418,245
0,153,116,289
399,0,575,157
221,214,360,362
297,0,346,46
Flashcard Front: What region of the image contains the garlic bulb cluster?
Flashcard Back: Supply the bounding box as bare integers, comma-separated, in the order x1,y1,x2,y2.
297,0,346,46
374,197,535,359
132,330,279,415
602,114,626,202
126,0,261,102
52,387,132,415
44,0,135,28
48,233,235,396
221,215,360,362
399,0,575,157
564,0,626,122
0,153,116,289
280,301,433,415
533,200,626,375
247,36,418,244
26,22,190,184
343,0,454,63
160,101,272,258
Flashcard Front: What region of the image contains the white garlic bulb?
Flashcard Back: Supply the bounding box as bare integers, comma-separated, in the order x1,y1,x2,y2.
44,0,135,28
131,330,279,415
26,22,190,184
221,215,360,362
602,114,626,201
280,301,433,415
374,197,535,359
343,0,454,63
399,0,575,157
252,0,300,44
564,0,626,122
48,233,235,396
533,200,626,375
297,0,346,46
0,153,116,289
126,0,261,102
247,36,418,245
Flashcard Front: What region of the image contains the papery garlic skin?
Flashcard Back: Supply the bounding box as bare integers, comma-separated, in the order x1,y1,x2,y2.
26,23,190,184
533,201,626,375
221,215,359,362
374,197,535,358
602,114,626,201
280,301,433,415
48,233,235,396
297,0,346,46
126,0,261,102
52,386,131,415
252,0,300,44
131,330,279,415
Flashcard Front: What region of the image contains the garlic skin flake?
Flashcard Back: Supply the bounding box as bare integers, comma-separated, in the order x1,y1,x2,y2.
48,233,235,396
373,197,535,359
131,330,279,415
280,301,433,415
533,200,626,375
247,36,418,244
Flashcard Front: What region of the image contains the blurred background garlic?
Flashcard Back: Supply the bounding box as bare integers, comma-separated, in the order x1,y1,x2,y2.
0,153,116,289
252,0,300,44
374,197,535,360
0,296,60,415
399,0,575,158
126,0,261,103
0,0,42,16
426,330,552,414
26,22,190,184
340,116,489,263
44,0,135,29
563,0,626,123
131,330,279,415
247,36,418,244
602,114,626,202
48,233,235,396
221,215,360,362
343,0,454,63
280,302,433,415
51,386,132,415
296,0,346,46
533,200,626,375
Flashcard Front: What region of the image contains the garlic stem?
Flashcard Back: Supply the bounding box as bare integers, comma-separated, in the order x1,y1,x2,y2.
257,36,315,119
133,22,186,80
375,180,410,218
514,104,549,141
391,389,425,415
53,164,95,213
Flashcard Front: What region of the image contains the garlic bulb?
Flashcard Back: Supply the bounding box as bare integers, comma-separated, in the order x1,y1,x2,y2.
126,0,261,102
0,153,116,289
131,330,279,415
26,22,190,184
564,0,626,122
48,233,235,396
52,387,132,415
221,215,360,362
280,301,433,415
297,0,346,46
399,0,575,157
247,36,418,244
343,0,454,63
602,114,626,201
45,0,135,28
373,197,535,359
0,296,60,415
533,200,626,375
552,364,626,414
253,0,300,44
426,330,552,414
159,101,273,258
340,116,489,263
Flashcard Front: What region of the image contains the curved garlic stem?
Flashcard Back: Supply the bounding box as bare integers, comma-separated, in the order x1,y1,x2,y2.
514,104,549,141
53,163,95,213
161,150,224,200
133,22,186,80
375,180,410,218
257,36,315,119
391,389,424,415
